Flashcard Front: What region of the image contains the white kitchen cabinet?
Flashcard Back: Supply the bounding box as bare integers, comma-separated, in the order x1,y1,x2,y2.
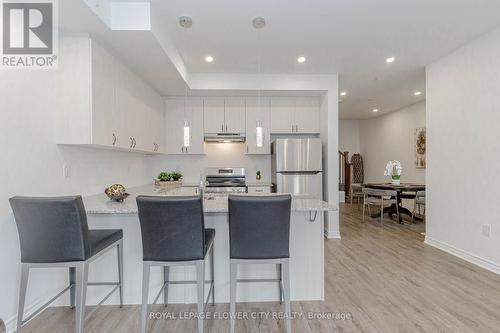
164,98,204,154
203,97,246,134
247,186,272,194
270,97,295,133
203,98,225,133
225,98,246,133
270,97,320,134
57,36,164,154
245,97,271,154
294,97,320,134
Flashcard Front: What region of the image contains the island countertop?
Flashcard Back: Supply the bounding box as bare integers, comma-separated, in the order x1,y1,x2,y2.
83,185,337,214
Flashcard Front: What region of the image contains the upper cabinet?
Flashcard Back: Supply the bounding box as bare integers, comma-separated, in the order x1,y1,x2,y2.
203,97,246,133
57,36,164,154
225,98,246,133
245,97,271,154
164,97,205,155
270,97,320,134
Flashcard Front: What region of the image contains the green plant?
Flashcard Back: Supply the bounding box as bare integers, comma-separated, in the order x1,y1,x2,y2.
171,171,183,181
256,170,261,176
157,171,183,181
158,172,171,181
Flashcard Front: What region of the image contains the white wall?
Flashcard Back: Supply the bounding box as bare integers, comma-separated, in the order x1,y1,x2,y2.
339,120,361,155
359,101,426,184
425,27,500,274
0,66,154,329
151,143,271,183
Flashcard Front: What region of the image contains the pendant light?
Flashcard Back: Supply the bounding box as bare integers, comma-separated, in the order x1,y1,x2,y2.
180,18,192,148
183,85,190,147
254,17,265,148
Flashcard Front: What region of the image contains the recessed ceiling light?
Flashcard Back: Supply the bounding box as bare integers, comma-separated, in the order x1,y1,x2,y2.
385,57,396,63
372,108,379,113
340,92,347,96
205,56,214,63
414,91,422,96
297,56,306,63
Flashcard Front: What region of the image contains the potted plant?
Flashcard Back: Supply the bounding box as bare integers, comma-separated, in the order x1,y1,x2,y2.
154,171,183,189
256,170,262,181
384,161,402,185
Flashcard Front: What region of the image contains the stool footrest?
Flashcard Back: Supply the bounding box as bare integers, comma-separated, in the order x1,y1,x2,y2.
237,278,281,283
21,284,74,325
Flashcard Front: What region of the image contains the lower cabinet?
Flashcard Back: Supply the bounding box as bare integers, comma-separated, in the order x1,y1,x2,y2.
164,97,205,154
247,186,272,194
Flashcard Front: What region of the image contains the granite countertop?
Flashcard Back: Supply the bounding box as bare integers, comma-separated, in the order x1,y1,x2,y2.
83,185,337,214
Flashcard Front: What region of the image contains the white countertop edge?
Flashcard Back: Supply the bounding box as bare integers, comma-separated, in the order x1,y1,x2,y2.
84,185,337,215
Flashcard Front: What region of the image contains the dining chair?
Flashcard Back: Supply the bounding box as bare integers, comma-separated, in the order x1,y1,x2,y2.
362,188,399,226
411,191,426,224
350,183,364,209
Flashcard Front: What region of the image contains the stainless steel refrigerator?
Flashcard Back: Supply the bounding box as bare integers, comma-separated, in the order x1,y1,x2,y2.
271,138,323,199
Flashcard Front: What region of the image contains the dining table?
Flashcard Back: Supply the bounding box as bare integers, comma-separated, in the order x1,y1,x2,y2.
364,183,426,223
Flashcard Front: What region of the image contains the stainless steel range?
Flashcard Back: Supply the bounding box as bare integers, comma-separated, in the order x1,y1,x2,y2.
204,167,247,195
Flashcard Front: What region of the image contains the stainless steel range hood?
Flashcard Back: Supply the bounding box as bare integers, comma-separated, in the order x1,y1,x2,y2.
204,133,246,143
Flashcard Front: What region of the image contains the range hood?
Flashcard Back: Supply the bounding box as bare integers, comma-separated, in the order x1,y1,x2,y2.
204,133,246,143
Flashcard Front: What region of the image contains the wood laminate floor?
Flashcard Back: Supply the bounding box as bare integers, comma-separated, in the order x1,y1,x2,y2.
22,203,500,332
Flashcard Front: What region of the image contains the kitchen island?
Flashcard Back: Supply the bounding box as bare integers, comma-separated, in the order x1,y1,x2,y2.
82,185,336,306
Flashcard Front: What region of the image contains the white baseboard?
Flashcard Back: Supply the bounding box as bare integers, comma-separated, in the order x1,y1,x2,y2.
324,230,341,239
339,191,345,203
425,236,500,275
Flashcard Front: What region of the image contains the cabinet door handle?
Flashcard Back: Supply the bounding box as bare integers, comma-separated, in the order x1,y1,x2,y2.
296,125,299,132
246,145,249,153
133,138,137,148
221,124,224,132
225,124,228,132
181,146,184,153
112,133,117,146
130,137,134,148
185,147,188,153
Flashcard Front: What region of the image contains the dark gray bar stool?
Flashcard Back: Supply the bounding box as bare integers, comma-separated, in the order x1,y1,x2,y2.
228,194,292,333
137,195,215,333
9,196,123,333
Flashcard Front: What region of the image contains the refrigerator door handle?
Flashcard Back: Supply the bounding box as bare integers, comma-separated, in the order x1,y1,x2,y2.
278,171,321,175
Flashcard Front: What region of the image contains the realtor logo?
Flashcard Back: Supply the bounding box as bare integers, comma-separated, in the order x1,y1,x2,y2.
1,0,58,69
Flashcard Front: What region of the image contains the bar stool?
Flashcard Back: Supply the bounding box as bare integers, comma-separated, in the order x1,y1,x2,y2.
136,195,215,333
9,196,124,333
228,194,292,333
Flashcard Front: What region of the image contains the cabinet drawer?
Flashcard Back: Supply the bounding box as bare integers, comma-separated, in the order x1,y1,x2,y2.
247,186,272,194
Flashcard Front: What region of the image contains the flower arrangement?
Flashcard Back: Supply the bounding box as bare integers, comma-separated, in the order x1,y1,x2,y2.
384,160,402,184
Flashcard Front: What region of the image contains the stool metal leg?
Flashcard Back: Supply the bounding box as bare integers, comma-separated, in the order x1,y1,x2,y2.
281,259,291,333
117,241,124,308
196,260,205,333
74,262,88,333
69,267,76,308
17,263,29,333
140,262,151,333
278,264,283,304
229,261,237,333
163,266,170,307
210,246,215,306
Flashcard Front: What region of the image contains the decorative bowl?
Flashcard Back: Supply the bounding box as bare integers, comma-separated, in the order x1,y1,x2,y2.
105,184,130,202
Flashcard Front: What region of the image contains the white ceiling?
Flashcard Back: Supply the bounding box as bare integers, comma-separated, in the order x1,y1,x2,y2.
151,0,500,119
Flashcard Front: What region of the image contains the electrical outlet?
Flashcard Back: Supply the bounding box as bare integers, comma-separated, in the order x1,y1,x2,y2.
481,225,491,238
63,164,71,179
